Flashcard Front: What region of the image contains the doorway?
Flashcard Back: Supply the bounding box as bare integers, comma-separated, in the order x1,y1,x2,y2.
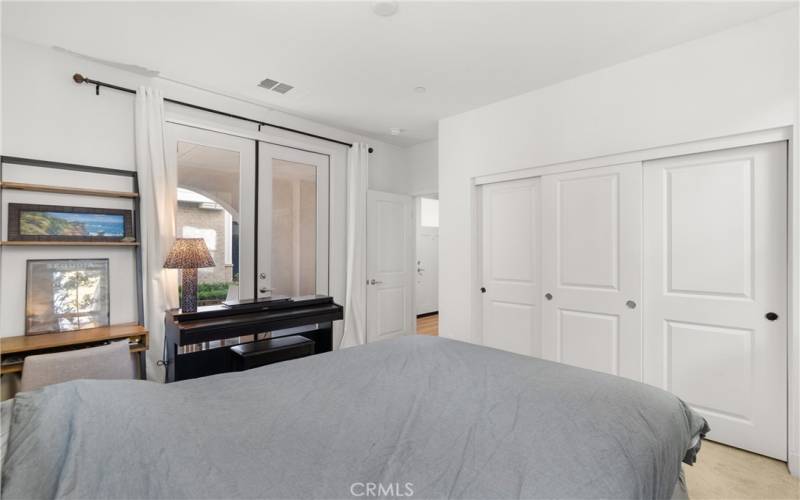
415,195,439,335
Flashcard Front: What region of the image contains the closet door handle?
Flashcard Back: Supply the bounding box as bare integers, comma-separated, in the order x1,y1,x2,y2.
370,279,383,285
545,293,553,300
626,300,637,309
765,312,778,321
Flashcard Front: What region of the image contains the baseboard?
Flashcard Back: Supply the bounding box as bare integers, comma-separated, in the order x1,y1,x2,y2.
789,451,800,477
416,311,438,318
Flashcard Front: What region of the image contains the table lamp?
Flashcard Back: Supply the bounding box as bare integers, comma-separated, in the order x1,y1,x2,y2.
164,238,215,313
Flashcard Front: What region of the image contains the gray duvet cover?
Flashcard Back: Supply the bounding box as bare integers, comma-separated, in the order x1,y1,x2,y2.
2,335,707,499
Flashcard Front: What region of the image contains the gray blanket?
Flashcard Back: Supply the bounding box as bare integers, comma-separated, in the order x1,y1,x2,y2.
2,335,707,499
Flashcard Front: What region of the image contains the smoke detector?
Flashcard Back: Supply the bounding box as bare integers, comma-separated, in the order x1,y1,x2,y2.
372,1,398,17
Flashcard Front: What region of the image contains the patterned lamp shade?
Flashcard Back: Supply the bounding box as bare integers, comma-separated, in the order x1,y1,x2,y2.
163,238,215,269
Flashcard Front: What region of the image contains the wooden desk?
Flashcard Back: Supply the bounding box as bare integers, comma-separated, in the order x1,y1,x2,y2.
0,324,149,379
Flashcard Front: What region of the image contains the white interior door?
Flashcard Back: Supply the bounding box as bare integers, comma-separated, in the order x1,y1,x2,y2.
541,163,642,380
415,196,439,315
367,190,414,342
643,142,787,460
480,178,540,357
166,123,256,302
257,143,329,299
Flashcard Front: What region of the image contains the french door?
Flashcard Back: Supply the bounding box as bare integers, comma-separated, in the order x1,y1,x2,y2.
167,124,330,303
166,123,256,303
257,143,329,299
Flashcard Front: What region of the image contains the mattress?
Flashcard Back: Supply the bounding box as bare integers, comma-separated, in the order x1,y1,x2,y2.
1,335,708,499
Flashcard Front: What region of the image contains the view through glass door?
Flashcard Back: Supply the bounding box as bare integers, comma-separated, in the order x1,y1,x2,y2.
257,143,330,299
166,123,256,306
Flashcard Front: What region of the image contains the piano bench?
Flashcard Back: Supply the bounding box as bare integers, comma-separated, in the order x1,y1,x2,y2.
230,336,315,371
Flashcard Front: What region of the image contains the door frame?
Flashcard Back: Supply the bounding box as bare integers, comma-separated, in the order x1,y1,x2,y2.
164,122,257,302
257,143,330,298
470,125,799,474
414,193,439,316
165,114,348,348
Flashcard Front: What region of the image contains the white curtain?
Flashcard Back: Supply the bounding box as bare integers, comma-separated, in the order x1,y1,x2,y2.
135,87,178,381
340,143,370,348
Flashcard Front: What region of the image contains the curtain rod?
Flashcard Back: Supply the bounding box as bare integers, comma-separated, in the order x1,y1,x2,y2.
72,73,373,153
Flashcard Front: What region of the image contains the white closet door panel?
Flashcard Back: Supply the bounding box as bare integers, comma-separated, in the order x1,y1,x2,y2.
643,141,787,460
481,178,540,357
541,163,642,380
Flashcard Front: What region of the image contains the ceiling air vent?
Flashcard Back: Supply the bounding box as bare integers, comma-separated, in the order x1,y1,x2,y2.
258,78,294,95
258,78,280,90
272,83,294,94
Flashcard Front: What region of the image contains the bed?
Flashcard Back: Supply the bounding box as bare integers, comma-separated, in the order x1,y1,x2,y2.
1,335,707,499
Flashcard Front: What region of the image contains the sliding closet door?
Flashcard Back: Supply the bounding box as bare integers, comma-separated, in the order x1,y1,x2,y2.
257,143,329,299
480,178,540,357
643,142,787,460
541,163,642,380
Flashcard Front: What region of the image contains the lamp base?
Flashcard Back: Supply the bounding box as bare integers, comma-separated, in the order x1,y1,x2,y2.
180,268,199,313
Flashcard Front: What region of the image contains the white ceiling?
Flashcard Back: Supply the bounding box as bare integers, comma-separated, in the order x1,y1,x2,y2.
2,1,794,146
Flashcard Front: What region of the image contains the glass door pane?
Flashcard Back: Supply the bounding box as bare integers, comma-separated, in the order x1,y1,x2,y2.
272,160,317,297
257,143,329,299
166,123,256,305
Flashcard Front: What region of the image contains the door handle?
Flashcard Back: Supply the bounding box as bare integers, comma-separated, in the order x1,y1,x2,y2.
480,287,486,293
545,293,553,300
765,312,779,321
626,300,637,309
259,287,271,294
369,279,383,285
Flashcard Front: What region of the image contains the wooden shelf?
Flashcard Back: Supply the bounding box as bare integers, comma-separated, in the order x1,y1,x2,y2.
0,240,139,247
0,324,148,355
0,181,138,199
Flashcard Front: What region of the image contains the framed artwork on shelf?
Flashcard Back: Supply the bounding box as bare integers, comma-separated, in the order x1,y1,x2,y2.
7,203,134,243
25,259,110,335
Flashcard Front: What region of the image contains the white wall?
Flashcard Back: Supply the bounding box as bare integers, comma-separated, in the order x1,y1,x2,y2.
0,37,412,339
438,7,799,471
407,139,438,195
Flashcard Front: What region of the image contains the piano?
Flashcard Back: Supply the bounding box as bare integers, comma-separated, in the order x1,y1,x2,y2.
164,295,343,382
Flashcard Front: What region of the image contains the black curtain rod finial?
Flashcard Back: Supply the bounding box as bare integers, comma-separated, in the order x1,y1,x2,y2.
73,73,87,84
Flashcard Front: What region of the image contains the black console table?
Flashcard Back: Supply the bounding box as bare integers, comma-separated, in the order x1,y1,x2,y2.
164,295,343,383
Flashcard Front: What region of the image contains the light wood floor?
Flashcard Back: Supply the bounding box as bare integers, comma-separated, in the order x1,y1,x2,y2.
685,440,798,499
415,314,438,336
414,314,799,499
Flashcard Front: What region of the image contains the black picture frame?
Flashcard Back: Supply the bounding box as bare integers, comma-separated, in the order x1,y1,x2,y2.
8,203,134,242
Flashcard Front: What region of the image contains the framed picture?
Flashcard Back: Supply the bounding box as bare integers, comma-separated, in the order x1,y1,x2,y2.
8,203,134,242
25,259,110,335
